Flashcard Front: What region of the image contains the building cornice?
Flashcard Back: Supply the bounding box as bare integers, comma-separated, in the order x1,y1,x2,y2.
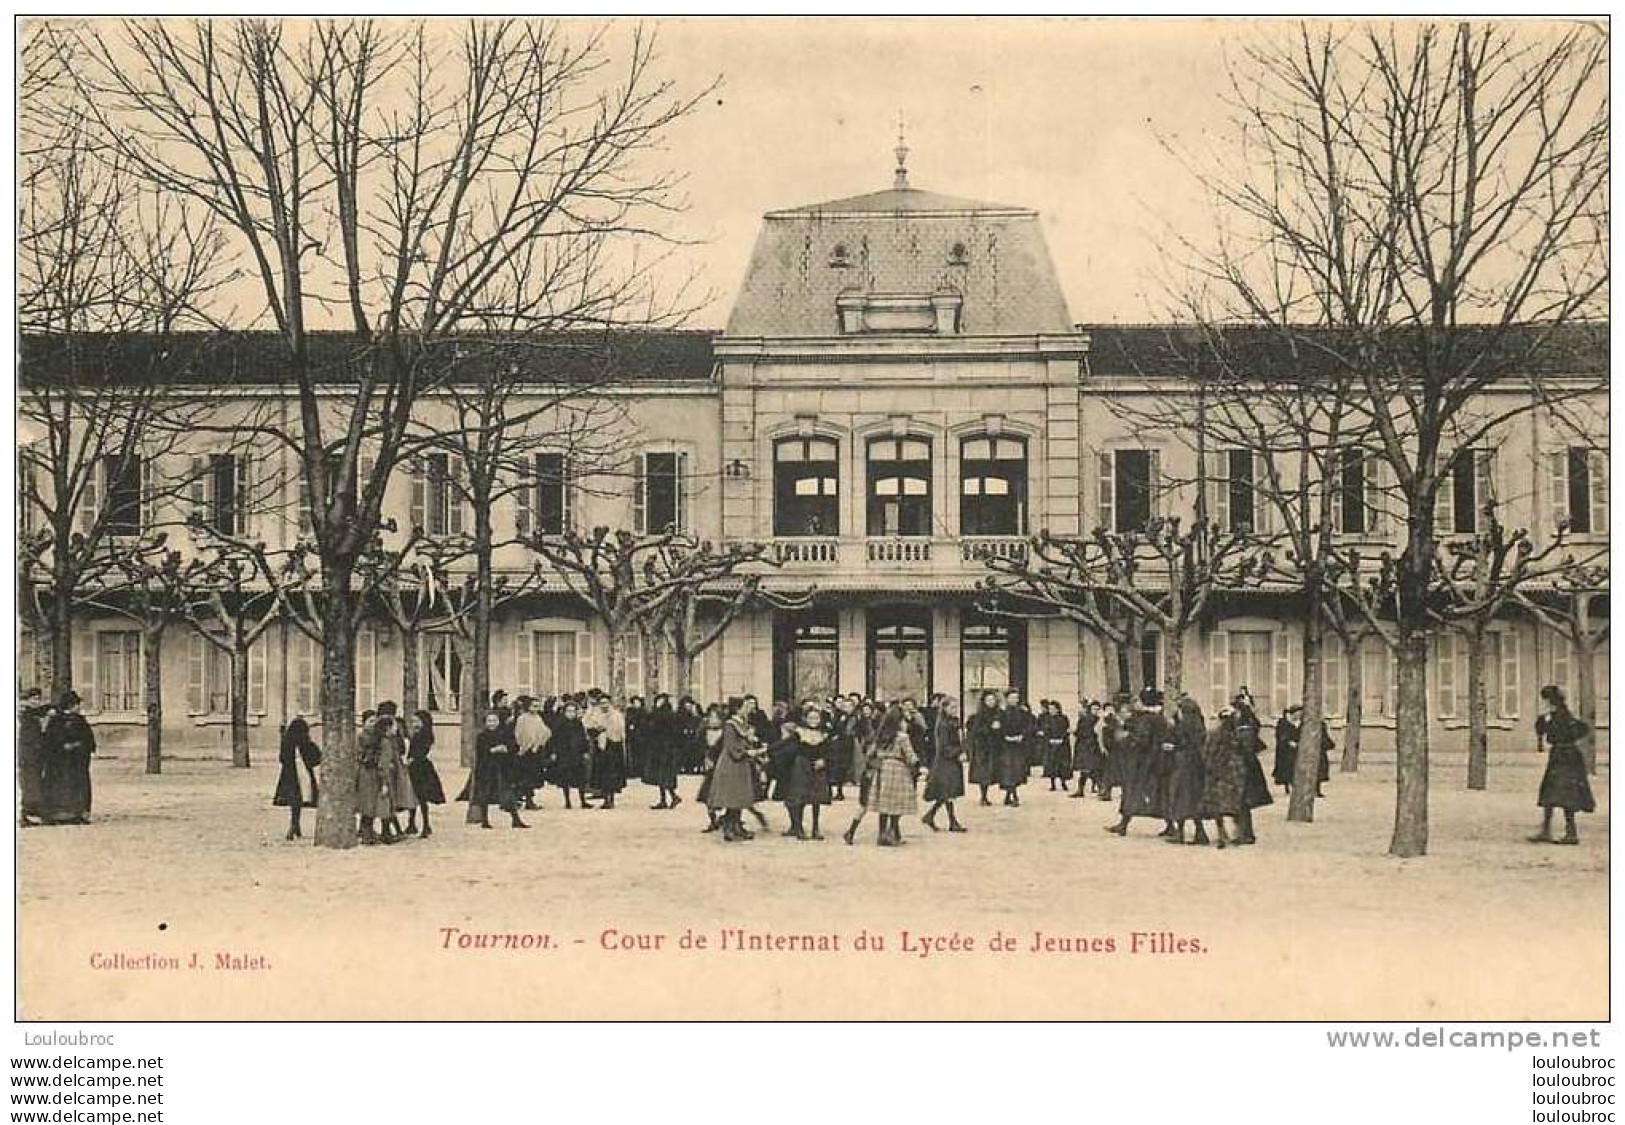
714,333,1090,362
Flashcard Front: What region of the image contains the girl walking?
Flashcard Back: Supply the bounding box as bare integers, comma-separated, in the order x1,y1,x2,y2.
1040,699,1073,791
404,710,445,838
1529,685,1595,846
844,705,919,846
922,696,967,832
708,697,764,842
272,716,321,840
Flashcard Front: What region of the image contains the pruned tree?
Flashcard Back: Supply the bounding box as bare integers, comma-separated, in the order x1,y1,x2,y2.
1516,562,1610,774
75,17,709,847
1167,21,1607,856
983,518,1269,697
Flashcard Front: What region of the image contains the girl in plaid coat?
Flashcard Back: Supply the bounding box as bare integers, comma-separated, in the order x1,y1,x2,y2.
842,705,918,846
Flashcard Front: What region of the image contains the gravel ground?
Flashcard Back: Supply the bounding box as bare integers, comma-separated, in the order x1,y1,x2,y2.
18,750,1608,1020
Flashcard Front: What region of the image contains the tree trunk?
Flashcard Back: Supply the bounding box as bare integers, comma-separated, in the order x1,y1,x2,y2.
1289,608,1324,823
398,622,421,718
1574,629,1599,775
606,627,627,706
1162,626,1185,696
1465,626,1489,791
230,642,251,768
314,581,360,849
1340,634,1363,772
49,594,73,698
143,621,164,775
463,515,495,766
675,644,696,701
1124,620,1146,696
1389,633,1430,858
458,631,479,768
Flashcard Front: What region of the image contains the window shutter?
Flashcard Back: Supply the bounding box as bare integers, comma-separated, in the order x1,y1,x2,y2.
357,627,376,713
676,451,691,534
1364,454,1385,533
515,629,533,696
448,460,466,536
297,476,313,537
1434,460,1455,535
1552,635,1572,695
1096,451,1114,532
1434,634,1457,718
187,632,205,713
409,457,426,532
77,460,102,536
562,456,575,532
1475,448,1497,514
1272,629,1293,715
1329,455,1345,534
1589,451,1608,534
623,631,642,696
1322,639,1344,718
76,629,97,713
359,453,376,518
1549,451,1569,531
1206,451,1228,530
515,457,534,538
632,453,647,534
1500,630,1522,719
1253,453,1273,534
235,453,254,536
1385,648,1398,718
249,640,267,714
1147,448,1162,519
139,455,155,533
575,629,596,690
1209,628,1229,713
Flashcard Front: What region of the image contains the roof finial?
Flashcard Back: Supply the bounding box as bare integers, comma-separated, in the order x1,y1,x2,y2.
893,111,910,190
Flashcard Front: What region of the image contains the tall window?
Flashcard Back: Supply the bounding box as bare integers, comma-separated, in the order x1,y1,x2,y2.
867,437,932,536
423,632,463,713
1551,448,1608,535
1097,449,1159,532
1333,449,1384,535
1359,636,1396,718
868,606,932,700
1207,449,1270,534
532,632,578,697
411,452,465,537
773,609,840,703
191,453,251,536
184,635,267,716
635,450,689,534
1435,449,1496,535
960,436,1027,535
960,611,1026,715
101,456,144,537
774,437,839,536
1488,631,1522,719
517,452,572,538
95,631,141,712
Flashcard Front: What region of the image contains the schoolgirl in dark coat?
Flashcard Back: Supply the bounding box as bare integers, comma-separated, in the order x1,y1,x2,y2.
825,699,854,800
1072,703,1103,797
404,710,445,838
997,693,1032,806
675,697,704,774
1530,685,1595,845
695,706,726,832
775,702,833,840
642,694,683,809
625,696,647,782
966,692,1002,806
272,716,322,840
1105,688,1174,836
1200,710,1248,848
547,701,593,810
1233,699,1273,845
709,702,765,842
1040,701,1073,790
1164,696,1209,844
922,697,967,832
18,695,48,827
1096,702,1128,802
464,711,527,829
41,691,94,825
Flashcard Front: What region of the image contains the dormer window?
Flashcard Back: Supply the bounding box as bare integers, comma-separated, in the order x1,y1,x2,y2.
829,243,851,268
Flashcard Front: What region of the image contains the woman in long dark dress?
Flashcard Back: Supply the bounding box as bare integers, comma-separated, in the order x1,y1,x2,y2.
588,697,628,810
18,693,48,827
998,692,1032,806
642,693,683,810
708,698,764,842
695,705,726,832
922,696,967,832
675,697,704,774
964,691,1001,807
548,700,593,810
41,690,95,825
1164,696,1209,844
1530,685,1595,845
465,710,528,829
1072,701,1102,798
404,709,445,837
1105,688,1173,836
1271,705,1300,791
775,701,833,840
1040,700,1073,791
1233,699,1274,845
1200,709,1247,849
272,716,322,840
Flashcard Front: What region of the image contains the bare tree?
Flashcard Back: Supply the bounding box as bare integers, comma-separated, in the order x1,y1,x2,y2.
1168,21,1607,856
75,18,709,847
1516,564,1610,773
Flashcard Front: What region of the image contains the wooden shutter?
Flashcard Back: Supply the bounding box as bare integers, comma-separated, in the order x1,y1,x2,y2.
562,456,575,532
515,457,533,538
356,627,376,713
297,476,313,537
632,453,647,534
77,459,101,535
409,457,426,532
187,632,205,713
1549,450,1569,530
1434,633,1457,718
234,453,254,536
249,640,267,714
1096,451,1114,532
575,629,596,691
1434,458,1455,534
675,451,690,533
448,460,466,536
1364,453,1385,532
1206,451,1228,530
139,455,155,533
1475,448,1497,513
1209,628,1229,713
1589,451,1608,534
189,454,207,523
1552,634,1572,695
1272,629,1294,715
1322,639,1344,718
515,629,533,696
1500,630,1522,719
1147,448,1162,519
76,629,97,713
1253,453,1273,534
359,453,376,517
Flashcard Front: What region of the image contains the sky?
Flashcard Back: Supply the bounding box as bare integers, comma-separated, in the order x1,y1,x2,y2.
646,17,1240,327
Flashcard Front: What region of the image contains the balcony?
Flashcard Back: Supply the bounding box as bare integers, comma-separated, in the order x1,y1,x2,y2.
865,537,934,564
773,537,842,565
959,535,1029,563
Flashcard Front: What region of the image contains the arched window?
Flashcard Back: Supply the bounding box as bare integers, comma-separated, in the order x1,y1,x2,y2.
773,436,839,536
867,436,933,537
960,435,1027,535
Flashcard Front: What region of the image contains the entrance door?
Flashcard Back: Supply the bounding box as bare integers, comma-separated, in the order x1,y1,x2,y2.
867,606,932,702
961,610,1027,715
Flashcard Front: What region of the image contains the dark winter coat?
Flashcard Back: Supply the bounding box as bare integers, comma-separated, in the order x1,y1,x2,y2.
997,707,1031,790
707,718,759,811
1117,709,1171,820
464,728,515,809
1536,710,1596,813
966,708,1001,787
1200,720,1247,817
1073,713,1103,779
1163,703,1207,822
1041,712,1073,779
641,705,681,789
924,711,966,802
18,707,48,819
41,711,95,822
407,728,446,805
776,723,833,806
272,725,322,808
547,718,591,790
